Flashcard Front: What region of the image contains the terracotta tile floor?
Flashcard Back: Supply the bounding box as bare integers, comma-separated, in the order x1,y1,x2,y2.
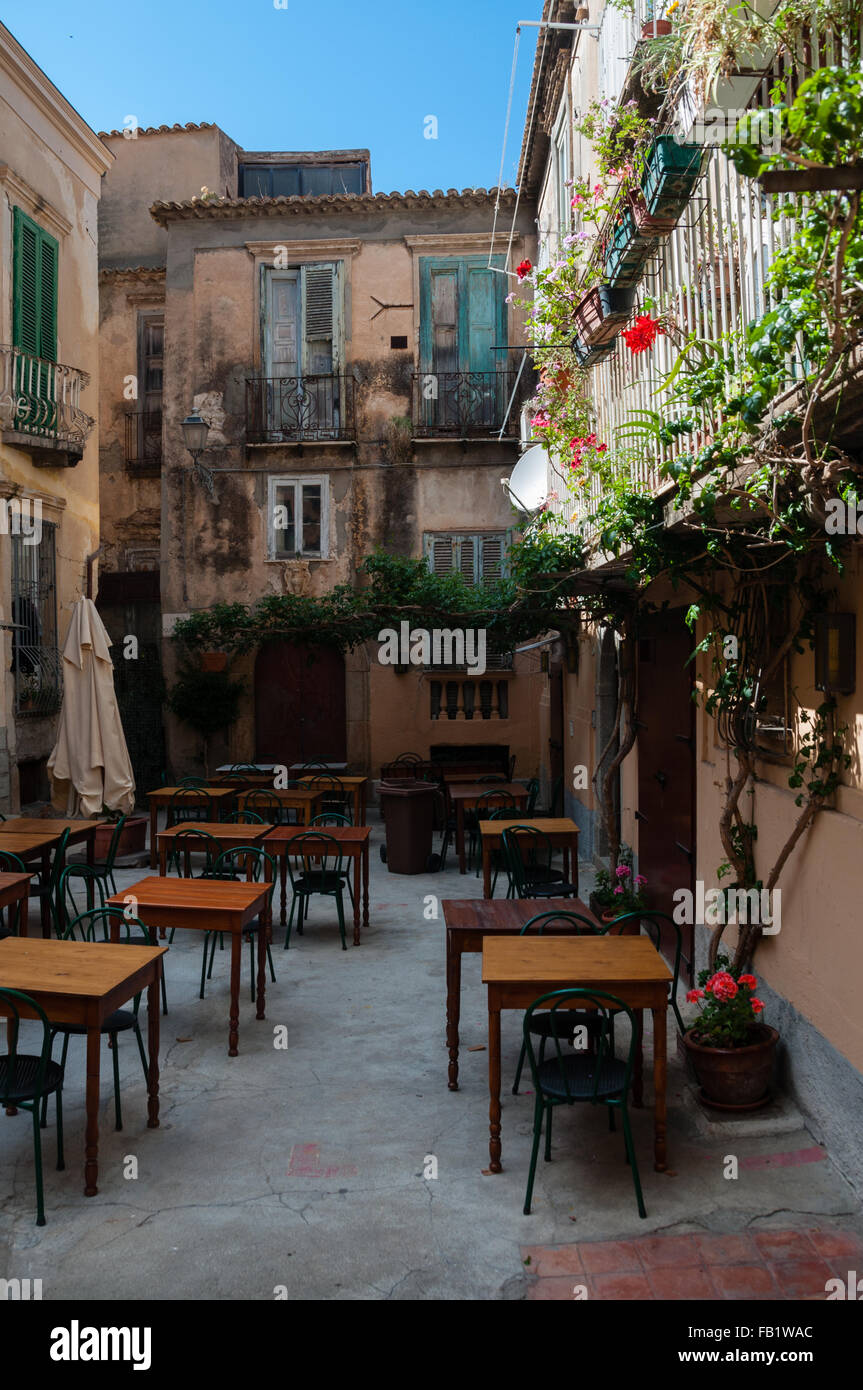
522,1228,863,1300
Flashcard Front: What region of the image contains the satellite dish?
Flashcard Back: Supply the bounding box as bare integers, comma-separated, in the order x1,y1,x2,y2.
503,444,551,512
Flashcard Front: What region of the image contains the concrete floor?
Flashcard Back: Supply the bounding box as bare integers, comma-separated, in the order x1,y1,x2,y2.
1,822,861,1300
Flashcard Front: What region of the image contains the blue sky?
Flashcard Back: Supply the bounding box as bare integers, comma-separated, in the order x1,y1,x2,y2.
4,0,540,192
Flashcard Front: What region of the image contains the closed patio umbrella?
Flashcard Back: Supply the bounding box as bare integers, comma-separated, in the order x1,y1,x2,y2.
48,597,136,817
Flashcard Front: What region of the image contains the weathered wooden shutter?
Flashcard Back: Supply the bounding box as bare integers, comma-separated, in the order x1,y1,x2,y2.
479,534,504,582
458,537,477,584
302,263,336,374
426,535,455,575
13,208,58,362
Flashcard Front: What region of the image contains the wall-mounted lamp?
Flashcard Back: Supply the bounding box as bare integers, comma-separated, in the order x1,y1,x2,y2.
181,413,216,498
814,612,856,694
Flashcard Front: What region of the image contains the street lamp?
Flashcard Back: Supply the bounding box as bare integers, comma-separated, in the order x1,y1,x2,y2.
181,413,215,498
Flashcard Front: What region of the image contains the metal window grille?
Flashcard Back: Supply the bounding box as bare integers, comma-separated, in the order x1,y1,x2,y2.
11,520,61,717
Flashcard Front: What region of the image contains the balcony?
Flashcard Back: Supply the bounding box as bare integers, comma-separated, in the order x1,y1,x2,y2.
0,345,93,466
245,375,356,444
124,410,162,477
411,370,529,439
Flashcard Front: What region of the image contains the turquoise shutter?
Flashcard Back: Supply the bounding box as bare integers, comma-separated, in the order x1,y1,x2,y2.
465,263,501,375
12,208,58,362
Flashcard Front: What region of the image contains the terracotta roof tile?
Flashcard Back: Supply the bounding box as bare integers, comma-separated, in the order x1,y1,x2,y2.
149,187,517,225
98,121,216,138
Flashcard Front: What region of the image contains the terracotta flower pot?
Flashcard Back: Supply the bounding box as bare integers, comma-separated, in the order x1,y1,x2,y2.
93,815,148,859
201,651,228,672
684,1025,779,1109
641,19,673,38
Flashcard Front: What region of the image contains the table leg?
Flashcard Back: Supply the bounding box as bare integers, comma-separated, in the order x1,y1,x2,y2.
362,842,369,934
40,846,51,936
446,935,463,1090
147,967,160,1129
228,932,241,1056
19,889,29,938
360,786,367,827
633,1009,644,1107
653,1004,667,1171
352,850,361,946
488,1000,502,1172
482,839,492,899
86,830,95,869
158,841,166,876
280,853,287,926
256,922,267,1022
84,1023,101,1196
571,835,578,894
457,802,466,875
149,802,158,869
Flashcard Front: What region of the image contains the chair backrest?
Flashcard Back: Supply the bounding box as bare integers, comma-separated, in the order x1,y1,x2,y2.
231,764,259,773
519,909,600,936
299,761,328,774
102,815,127,871
523,989,638,1103
47,828,71,893
476,790,517,813
227,810,264,824
179,777,207,788
0,988,53,1104
488,807,527,822
477,774,506,783
286,832,344,882
395,752,422,763
0,850,26,872
311,812,351,827
63,905,150,946
501,825,554,897
169,788,209,824
207,847,277,903
508,754,517,781
169,828,222,877
244,790,283,822
58,864,107,933
605,909,685,1033
309,776,349,820
525,778,540,815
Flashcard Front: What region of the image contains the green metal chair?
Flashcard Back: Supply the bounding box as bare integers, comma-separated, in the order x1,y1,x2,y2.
88,814,127,896
0,850,27,938
226,810,265,825
167,827,221,879
243,790,284,825
471,790,519,877
283,832,349,950
483,808,530,897
57,863,107,938
525,778,540,815
309,775,351,824
502,826,578,901
27,826,70,937
200,846,277,1002
179,777,208,789
310,812,355,906
605,909,686,1034
512,909,608,1095
44,908,152,1133
1,988,65,1225
168,786,211,827
522,987,646,1218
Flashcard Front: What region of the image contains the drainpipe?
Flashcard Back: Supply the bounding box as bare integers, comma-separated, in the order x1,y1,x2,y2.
85,546,103,600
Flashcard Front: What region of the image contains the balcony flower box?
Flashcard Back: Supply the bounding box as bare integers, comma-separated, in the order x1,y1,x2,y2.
641,135,707,218
640,18,673,38
627,188,679,238
573,285,636,347
603,206,657,287
573,335,619,368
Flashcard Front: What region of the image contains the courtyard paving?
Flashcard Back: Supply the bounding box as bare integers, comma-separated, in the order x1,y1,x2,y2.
1,819,861,1301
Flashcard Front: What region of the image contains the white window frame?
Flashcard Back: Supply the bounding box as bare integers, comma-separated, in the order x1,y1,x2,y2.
552,103,571,250
267,474,330,560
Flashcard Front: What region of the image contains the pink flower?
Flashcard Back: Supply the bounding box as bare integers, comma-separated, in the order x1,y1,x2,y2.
613,885,624,895
593,183,605,199
634,874,647,887
707,971,738,1002
686,989,704,1003
615,864,631,879
571,193,584,206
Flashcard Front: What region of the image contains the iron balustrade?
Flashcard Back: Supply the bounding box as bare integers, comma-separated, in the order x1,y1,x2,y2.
124,410,162,476
0,345,93,451
246,374,355,443
412,370,529,437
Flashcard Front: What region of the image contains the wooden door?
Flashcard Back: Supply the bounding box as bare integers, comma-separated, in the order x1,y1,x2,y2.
636,611,696,981
254,643,347,764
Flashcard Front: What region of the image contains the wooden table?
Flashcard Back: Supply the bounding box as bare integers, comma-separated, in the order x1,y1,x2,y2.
209,773,275,789
0,820,103,934
0,870,30,936
478,817,579,898
146,788,236,867
297,776,368,827
442,897,600,1092
264,825,371,945
289,762,349,775
108,877,270,1055
236,788,323,824
0,935,164,1196
448,783,529,874
482,934,672,1174
156,821,274,875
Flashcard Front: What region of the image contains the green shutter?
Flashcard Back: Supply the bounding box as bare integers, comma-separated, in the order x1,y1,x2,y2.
12,208,58,362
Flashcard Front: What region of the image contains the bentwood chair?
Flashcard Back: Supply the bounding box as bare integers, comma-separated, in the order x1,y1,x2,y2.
522,988,646,1218
0,850,27,938
44,908,152,1133
309,775,351,823
57,863,107,938
605,909,686,1034
470,790,519,877
26,827,70,937
167,827,221,880
226,810,265,825
511,910,608,1095
484,807,531,897
502,827,578,901
310,812,355,907
244,790,285,826
200,847,277,1002
87,815,127,897
179,776,208,788
168,786,211,827
525,778,540,815
284,832,348,950
1,988,65,1225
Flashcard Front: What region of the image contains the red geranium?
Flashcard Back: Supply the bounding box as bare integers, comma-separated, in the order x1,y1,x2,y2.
706,971,738,1002
622,313,663,354
516,259,533,281
738,973,757,989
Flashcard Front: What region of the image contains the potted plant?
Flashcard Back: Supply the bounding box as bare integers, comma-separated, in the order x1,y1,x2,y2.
589,846,648,930
573,284,636,347
683,955,778,1109
93,807,148,858
640,135,707,219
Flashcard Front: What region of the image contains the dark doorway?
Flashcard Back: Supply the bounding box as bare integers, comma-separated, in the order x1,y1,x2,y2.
636,610,696,981
254,643,347,765
595,629,621,857
548,666,565,811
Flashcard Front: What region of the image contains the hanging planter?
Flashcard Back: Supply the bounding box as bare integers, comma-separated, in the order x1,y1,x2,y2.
627,188,678,237
573,335,619,368
573,285,636,347
603,206,657,287
640,18,672,38
641,135,707,218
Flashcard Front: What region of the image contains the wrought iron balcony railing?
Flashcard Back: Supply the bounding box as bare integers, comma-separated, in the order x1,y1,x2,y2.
411,370,528,438
245,374,356,443
124,409,162,476
0,345,93,459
